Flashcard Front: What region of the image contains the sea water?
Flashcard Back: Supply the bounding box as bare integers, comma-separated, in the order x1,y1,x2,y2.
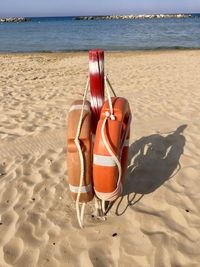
0,15,200,53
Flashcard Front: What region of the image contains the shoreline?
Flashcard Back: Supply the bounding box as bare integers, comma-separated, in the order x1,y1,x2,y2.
0,48,200,56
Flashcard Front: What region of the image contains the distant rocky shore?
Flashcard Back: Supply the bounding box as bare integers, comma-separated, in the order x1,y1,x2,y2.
0,17,31,23
75,14,192,20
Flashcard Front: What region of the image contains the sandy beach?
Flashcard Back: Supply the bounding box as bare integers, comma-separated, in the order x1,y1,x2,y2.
0,50,200,267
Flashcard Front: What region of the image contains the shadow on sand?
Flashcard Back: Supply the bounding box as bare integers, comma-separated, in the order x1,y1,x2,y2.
114,124,187,216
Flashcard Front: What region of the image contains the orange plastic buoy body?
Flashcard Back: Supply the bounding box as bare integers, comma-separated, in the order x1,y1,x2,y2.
93,97,131,200
67,100,94,202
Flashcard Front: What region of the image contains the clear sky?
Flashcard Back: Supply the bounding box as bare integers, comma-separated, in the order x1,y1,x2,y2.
0,0,200,17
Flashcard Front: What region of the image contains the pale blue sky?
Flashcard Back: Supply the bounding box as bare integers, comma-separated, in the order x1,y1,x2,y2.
0,0,200,17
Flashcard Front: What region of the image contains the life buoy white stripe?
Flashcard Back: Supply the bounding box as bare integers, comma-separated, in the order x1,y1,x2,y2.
93,154,116,167
69,104,91,113
69,184,91,193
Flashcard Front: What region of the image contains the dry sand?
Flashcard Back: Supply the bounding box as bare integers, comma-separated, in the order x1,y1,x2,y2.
0,50,200,267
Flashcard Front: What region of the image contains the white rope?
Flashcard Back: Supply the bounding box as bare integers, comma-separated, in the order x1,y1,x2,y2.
106,74,132,156
74,77,90,228
105,75,117,97
94,77,122,202
102,200,106,213
104,76,114,117
74,75,121,222
97,115,122,201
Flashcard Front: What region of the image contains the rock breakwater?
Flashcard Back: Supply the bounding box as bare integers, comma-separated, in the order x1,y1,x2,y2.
0,17,31,23
75,14,192,20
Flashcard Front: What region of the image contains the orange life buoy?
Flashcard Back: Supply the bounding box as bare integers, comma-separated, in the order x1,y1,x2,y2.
93,97,131,201
67,100,94,203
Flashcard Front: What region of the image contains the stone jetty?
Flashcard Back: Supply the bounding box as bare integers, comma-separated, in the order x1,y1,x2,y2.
75,14,192,20
0,17,31,23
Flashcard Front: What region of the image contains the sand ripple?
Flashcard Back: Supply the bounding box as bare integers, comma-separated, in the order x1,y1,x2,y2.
0,51,200,266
